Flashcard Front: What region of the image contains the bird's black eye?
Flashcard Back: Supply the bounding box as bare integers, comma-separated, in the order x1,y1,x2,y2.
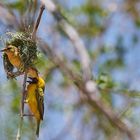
7,47,12,50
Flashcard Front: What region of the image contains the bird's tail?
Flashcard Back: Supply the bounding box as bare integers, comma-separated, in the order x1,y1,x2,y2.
36,120,40,137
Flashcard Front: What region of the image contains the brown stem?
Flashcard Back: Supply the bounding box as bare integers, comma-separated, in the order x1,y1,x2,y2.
32,4,45,40
16,72,27,140
16,117,23,140
21,72,27,117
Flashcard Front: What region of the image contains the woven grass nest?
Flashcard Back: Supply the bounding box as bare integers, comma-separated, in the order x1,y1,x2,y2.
3,32,38,78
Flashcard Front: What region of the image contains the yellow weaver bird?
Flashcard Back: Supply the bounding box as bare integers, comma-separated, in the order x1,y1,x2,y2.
0,45,24,71
26,67,45,137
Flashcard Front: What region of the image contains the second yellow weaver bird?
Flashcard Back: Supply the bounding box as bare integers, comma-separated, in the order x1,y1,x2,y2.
26,67,45,137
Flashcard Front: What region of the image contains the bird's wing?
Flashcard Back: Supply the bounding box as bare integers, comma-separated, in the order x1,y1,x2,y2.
3,53,14,77
35,87,44,120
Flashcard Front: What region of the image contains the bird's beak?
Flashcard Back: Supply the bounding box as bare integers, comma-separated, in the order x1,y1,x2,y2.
0,48,7,52
0,47,11,52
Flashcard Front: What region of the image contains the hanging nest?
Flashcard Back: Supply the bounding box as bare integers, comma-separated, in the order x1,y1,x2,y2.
3,31,38,78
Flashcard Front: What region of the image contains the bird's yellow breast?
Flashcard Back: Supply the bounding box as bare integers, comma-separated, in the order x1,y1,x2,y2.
6,52,22,69
26,84,40,120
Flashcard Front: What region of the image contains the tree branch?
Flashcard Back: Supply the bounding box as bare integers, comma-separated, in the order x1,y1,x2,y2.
32,4,45,40
38,2,135,138
16,114,23,140
40,0,92,81
16,72,27,140
39,42,136,140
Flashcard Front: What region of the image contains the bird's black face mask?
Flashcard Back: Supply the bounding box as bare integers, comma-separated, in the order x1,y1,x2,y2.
27,77,38,84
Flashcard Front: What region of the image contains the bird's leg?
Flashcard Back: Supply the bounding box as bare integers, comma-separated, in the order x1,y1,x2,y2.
7,71,16,79
7,71,24,78
13,70,24,76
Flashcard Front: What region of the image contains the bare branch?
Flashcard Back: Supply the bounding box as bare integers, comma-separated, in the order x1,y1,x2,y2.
16,116,23,140
40,0,92,81
32,4,45,40
39,42,136,140
16,72,27,140
21,73,27,117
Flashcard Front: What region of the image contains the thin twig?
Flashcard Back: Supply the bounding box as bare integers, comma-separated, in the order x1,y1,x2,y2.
21,72,27,117
16,116,23,140
32,4,45,40
16,72,27,140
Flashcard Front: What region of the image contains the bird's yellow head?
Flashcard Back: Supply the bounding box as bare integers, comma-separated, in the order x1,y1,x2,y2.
27,67,39,78
0,45,18,55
